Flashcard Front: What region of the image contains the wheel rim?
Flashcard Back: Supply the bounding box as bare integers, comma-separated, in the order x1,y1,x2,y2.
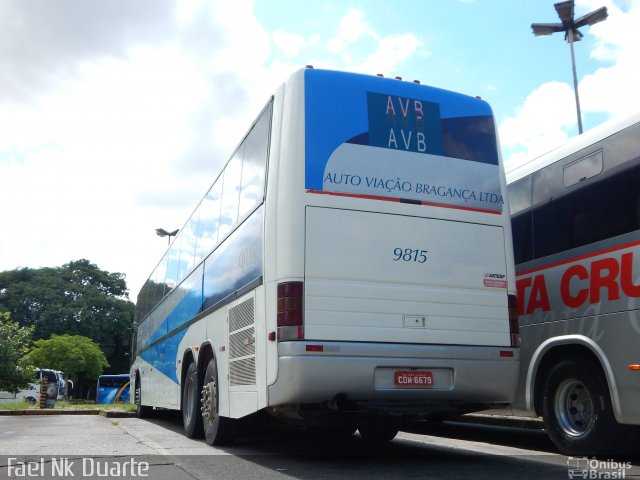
201,376,217,424
554,378,595,437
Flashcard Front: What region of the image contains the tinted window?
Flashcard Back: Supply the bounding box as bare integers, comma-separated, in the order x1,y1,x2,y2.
136,279,154,319
219,151,242,240
238,104,271,219
196,179,222,262
563,150,603,187
165,237,181,291
509,177,534,265
533,163,640,259
153,257,168,303
512,210,533,265
533,160,563,206
178,210,199,281
508,176,532,216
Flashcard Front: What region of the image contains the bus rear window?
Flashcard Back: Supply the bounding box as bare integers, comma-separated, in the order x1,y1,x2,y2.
304,70,503,213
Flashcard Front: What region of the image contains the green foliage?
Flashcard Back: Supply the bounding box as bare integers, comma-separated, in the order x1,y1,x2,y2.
24,334,109,385
0,312,35,393
0,259,134,374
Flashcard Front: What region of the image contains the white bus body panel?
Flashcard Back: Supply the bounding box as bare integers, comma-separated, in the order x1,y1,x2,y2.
305,207,510,345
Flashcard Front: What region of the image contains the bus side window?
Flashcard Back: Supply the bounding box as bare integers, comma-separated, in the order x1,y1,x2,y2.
219,150,243,240
509,176,533,264
238,103,271,220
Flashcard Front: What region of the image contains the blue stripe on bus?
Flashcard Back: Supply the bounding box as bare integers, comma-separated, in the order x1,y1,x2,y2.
140,330,187,383
304,68,497,191
139,207,264,384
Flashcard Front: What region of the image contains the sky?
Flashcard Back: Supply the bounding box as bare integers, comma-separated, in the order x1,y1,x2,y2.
1,0,639,301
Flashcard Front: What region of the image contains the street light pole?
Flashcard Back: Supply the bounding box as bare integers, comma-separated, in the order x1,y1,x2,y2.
567,28,583,134
155,228,179,246
531,1,608,135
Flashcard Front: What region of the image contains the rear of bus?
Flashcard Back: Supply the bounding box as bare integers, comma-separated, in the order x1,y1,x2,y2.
97,375,131,404
264,68,519,424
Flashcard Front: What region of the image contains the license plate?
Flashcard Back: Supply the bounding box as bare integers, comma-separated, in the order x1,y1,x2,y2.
395,371,434,387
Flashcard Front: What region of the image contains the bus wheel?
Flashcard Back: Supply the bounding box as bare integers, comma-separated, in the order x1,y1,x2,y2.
542,358,621,456
201,358,236,445
182,362,203,438
135,377,153,419
358,419,399,443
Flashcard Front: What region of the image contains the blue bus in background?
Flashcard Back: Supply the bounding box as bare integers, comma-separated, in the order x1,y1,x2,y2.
97,374,130,404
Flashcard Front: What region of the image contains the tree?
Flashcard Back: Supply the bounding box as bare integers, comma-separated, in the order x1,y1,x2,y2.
0,312,35,393
0,259,135,373
23,334,109,398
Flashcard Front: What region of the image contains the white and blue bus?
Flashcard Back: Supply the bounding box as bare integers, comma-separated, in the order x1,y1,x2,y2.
131,67,520,445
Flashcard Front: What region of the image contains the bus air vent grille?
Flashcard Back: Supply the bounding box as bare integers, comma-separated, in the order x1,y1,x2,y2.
229,297,256,386
230,357,256,386
229,297,255,331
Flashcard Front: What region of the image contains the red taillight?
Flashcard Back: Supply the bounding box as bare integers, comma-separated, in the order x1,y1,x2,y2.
508,294,520,347
277,281,303,340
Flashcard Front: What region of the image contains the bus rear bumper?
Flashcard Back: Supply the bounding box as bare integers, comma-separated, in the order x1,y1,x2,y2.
268,341,519,413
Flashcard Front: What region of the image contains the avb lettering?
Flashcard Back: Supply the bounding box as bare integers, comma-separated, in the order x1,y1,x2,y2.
387,129,427,152
367,91,443,156
385,95,425,124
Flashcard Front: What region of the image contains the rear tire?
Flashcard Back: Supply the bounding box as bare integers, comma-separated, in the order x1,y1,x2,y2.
201,358,236,445
182,362,204,438
312,424,358,437
358,418,399,443
135,376,153,419
541,358,625,456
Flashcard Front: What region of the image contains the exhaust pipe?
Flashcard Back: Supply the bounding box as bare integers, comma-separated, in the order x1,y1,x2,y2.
325,394,358,411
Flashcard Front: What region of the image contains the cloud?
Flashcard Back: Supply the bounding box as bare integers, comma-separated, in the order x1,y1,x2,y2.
327,8,380,53
0,1,429,300
272,30,308,58
320,9,423,76
0,0,177,102
577,0,640,117
0,0,278,299
500,82,574,172
500,0,640,171
359,33,424,76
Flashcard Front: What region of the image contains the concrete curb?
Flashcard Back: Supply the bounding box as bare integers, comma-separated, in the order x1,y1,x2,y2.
1,409,540,428
458,413,544,430
0,409,136,418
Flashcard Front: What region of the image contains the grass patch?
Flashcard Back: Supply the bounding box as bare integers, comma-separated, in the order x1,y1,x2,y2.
0,401,37,411
0,400,136,412
98,402,136,413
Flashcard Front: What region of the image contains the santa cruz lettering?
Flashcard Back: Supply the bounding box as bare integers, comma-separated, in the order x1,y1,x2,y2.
517,250,640,315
